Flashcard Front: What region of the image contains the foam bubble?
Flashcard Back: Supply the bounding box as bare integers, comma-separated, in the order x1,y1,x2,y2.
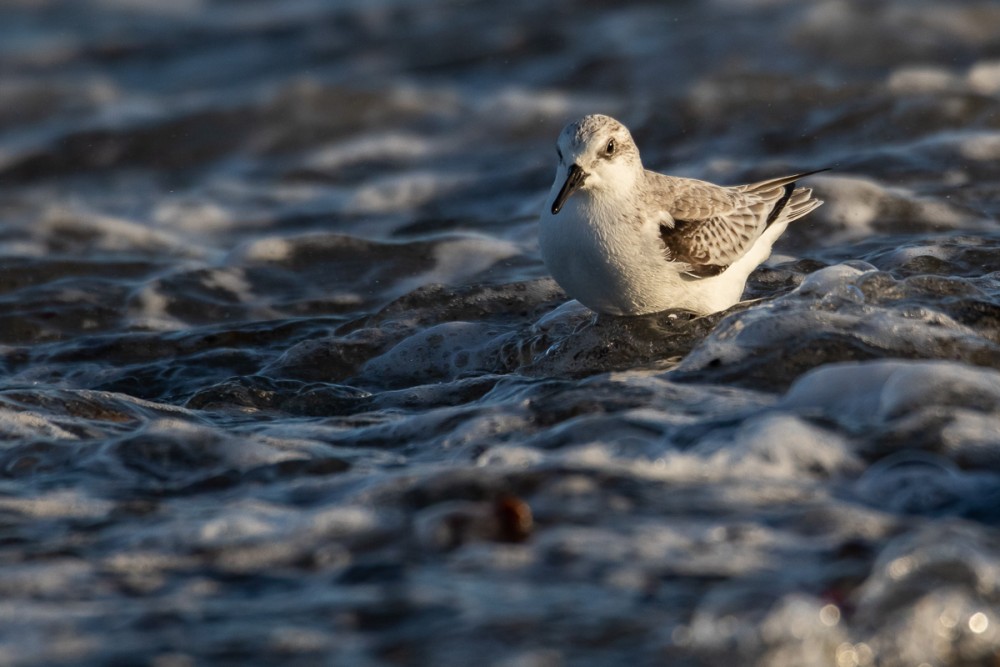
0,490,112,519
348,171,469,215
783,360,1000,426
958,131,1000,161
693,414,860,479
361,321,504,386
237,236,292,262
0,408,79,440
39,207,207,257
888,66,961,95
390,235,522,297
795,263,876,298
812,176,976,240
305,132,432,171
968,59,1000,94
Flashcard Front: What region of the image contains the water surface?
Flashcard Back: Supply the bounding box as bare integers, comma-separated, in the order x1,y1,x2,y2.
2,1,1000,665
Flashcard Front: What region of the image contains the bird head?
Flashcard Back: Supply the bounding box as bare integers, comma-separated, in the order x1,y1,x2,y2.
549,114,643,215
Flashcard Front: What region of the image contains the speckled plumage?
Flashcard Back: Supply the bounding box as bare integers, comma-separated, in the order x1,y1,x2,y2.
540,114,825,316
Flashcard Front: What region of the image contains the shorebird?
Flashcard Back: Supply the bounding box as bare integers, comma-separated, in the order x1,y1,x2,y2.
540,114,825,316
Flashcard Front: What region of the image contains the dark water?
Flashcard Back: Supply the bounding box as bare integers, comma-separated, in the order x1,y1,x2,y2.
3,1,1000,665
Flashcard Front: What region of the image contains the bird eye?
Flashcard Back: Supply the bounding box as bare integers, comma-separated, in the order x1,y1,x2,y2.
556,146,563,161
605,139,616,156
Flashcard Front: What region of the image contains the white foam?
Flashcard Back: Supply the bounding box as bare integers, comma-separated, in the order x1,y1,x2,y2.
390,235,521,297
152,198,233,234
878,362,1000,418
126,283,190,331
39,206,207,257
682,264,993,375
235,235,293,262
362,321,502,384
794,263,875,298
476,444,546,468
0,490,112,519
136,418,308,470
813,175,974,240
347,171,469,216
439,409,532,451
881,243,952,264
191,502,298,545
958,131,1000,161
476,87,577,122
853,524,1000,663
968,59,1000,94
782,360,1000,427
693,414,860,479
678,304,847,370
941,410,1000,462
759,595,848,665
309,505,382,538
198,267,254,303
0,560,93,599
531,298,591,332
305,132,432,171
888,66,961,95
0,407,79,440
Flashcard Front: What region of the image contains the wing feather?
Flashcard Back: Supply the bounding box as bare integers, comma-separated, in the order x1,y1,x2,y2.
643,169,826,276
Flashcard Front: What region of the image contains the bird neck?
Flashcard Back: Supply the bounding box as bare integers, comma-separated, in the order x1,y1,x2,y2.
589,172,641,209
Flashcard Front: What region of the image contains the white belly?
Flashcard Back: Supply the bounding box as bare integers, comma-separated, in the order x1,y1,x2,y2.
539,198,677,315
539,195,773,316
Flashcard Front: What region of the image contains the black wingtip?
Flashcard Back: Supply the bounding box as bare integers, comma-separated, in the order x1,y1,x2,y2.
764,168,830,225
765,182,796,225
797,167,832,179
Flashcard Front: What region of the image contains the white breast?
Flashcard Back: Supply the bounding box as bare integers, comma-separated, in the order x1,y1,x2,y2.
539,193,680,315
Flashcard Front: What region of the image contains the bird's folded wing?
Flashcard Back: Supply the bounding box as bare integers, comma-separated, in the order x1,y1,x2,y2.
643,174,770,277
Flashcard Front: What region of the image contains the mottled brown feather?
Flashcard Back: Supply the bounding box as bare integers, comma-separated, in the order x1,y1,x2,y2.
648,169,826,275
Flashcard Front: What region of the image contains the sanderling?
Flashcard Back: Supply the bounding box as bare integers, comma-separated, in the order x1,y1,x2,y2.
540,114,825,316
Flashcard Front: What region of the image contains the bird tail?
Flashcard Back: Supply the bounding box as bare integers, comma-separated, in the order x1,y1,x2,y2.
738,168,828,227
780,187,824,224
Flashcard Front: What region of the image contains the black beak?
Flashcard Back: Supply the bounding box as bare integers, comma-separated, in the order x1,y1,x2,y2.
551,164,587,215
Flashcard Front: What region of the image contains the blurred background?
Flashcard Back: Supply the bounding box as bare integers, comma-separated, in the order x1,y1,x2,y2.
4,0,999,287
3,1,1000,666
